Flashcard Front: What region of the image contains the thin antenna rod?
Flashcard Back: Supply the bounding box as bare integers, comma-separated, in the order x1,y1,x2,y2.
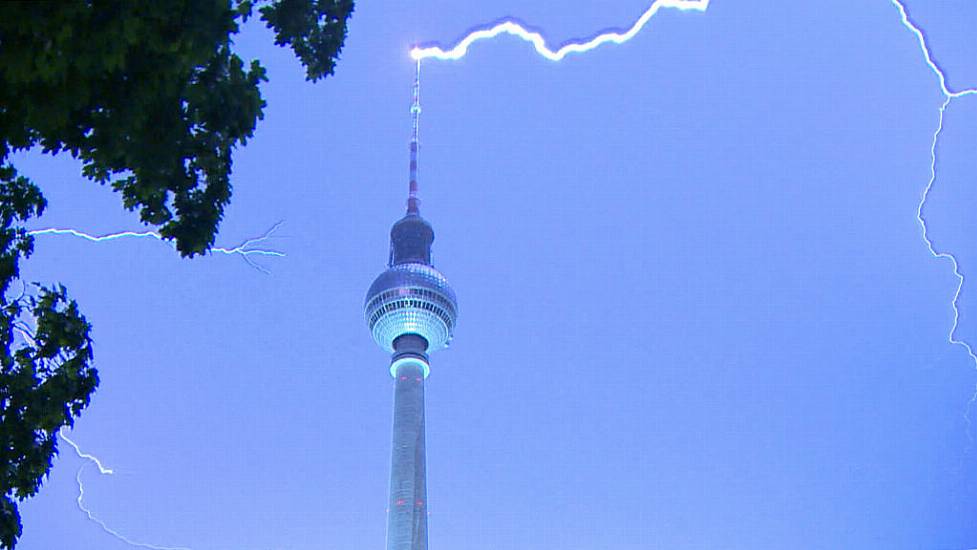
407,59,421,214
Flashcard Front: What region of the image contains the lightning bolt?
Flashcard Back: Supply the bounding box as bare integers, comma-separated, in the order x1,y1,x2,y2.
410,0,709,62
412,0,976,427
28,221,286,274
58,429,192,550
890,0,977,437
26,221,283,546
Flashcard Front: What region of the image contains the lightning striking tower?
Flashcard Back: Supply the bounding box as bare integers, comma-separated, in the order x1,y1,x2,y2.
365,62,457,550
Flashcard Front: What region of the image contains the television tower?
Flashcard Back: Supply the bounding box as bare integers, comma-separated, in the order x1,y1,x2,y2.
365,62,457,550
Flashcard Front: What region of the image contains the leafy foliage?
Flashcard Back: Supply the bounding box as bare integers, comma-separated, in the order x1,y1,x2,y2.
0,1,352,546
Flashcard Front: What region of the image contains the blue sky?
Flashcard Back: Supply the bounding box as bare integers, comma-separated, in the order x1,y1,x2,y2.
13,1,977,548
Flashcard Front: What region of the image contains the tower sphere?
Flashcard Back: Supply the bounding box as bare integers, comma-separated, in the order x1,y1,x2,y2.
365,262,457,354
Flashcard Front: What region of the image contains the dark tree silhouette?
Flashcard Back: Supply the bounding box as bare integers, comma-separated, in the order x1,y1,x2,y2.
0,1,353,546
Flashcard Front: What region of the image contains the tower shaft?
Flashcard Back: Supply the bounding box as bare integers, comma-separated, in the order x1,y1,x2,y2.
386,360,428,550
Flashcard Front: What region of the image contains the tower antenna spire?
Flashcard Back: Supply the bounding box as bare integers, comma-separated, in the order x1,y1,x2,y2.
407,59,421,215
